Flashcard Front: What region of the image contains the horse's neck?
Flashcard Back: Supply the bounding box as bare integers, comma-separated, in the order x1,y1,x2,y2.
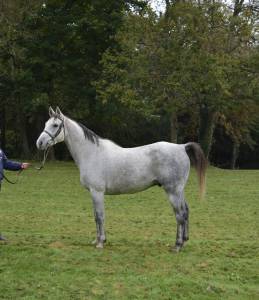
64,117,97,167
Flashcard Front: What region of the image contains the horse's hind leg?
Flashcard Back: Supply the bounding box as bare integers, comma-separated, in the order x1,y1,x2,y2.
90,189,106,249
183,201,189,242
165,189,188,252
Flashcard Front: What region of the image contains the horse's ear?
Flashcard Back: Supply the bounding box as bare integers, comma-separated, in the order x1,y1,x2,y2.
49,106,55,117
56,107,63,116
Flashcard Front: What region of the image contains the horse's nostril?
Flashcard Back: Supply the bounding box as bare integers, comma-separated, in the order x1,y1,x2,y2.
37,140,43,148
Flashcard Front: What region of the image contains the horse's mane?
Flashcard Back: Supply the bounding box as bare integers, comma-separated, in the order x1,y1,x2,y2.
59,115,100,146
76,121,100,146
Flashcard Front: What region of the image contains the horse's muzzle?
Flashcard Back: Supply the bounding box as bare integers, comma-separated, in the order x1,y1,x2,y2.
36,135,49,150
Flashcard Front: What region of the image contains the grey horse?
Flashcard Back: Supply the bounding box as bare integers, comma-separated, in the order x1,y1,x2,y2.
36,107,207,252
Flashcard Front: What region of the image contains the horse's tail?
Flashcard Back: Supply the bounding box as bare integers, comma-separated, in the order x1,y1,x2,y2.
185,142,207,199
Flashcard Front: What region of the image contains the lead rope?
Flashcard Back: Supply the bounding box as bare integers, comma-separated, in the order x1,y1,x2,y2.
35,116,65,171
35,147,51,170
0,147,49,191
0,169,23,185
0,145,52,189
35,117,65,171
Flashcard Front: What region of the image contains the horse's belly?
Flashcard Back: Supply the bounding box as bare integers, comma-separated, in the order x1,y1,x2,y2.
104,150,159,195
105,178,156,195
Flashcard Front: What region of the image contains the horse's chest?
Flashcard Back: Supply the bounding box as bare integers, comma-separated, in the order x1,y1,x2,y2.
79,167,104,191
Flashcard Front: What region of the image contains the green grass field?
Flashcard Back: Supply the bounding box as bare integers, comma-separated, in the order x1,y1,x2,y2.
0,162,258,299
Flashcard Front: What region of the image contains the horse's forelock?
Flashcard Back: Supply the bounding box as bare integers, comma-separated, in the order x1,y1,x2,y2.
51,113,63,121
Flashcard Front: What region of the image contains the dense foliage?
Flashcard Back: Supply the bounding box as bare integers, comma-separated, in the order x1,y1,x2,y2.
0,0,258,168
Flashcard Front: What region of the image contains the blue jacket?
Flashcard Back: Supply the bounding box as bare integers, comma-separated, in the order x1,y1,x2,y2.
0,149,22,182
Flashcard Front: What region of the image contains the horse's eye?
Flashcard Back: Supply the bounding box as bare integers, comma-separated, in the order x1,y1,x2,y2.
53,124,58,128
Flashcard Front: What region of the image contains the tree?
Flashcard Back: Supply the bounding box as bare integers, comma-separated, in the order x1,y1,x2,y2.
219,46,259,168
0,0,43,157
96,0,259,161
96,3,207,143
1,0,146,158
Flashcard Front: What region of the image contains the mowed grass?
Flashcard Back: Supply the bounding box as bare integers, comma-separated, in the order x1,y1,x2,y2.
0,162,258,300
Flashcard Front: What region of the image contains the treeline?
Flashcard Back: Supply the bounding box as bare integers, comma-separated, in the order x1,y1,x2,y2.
0,0,258,168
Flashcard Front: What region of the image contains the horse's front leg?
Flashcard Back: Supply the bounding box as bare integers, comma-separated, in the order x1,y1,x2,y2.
90,189,106,248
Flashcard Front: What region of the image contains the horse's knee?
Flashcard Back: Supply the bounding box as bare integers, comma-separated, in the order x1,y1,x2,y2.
183,208,188,222
176,214,185,225
175,209,186,224
95,211,104,225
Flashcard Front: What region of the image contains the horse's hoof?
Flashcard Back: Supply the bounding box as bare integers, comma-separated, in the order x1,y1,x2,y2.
172,245,182,253
96,243,104,249
0,235,6,241
92,239,97,245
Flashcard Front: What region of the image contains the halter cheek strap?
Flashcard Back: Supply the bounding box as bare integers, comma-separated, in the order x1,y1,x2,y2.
36,116,65,171
43,130,56,141
44,118,64,142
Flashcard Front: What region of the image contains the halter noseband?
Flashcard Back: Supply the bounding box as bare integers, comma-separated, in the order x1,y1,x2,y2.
44,116,64,142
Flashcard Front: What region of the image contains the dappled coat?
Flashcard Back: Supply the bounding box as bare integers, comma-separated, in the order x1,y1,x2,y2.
0,149,22,182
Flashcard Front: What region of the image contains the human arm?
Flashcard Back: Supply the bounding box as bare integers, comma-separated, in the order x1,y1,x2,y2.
3,153,30,171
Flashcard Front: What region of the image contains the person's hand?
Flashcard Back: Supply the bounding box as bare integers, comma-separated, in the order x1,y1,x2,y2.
21,163,30,169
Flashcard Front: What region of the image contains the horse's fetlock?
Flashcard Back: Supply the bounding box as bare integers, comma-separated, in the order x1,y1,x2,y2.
99,235,106,242
175,240,183,247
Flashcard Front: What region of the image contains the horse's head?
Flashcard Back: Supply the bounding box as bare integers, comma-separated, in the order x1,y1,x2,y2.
36,107,65,150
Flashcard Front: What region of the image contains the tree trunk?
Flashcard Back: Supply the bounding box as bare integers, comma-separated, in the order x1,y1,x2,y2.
199,106,216,159
18,111,30,159
0,105,6,150
170,111,178,143
230,141,239,169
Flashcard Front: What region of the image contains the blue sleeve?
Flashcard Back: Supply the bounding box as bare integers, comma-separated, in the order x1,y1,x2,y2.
3,153,22,171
